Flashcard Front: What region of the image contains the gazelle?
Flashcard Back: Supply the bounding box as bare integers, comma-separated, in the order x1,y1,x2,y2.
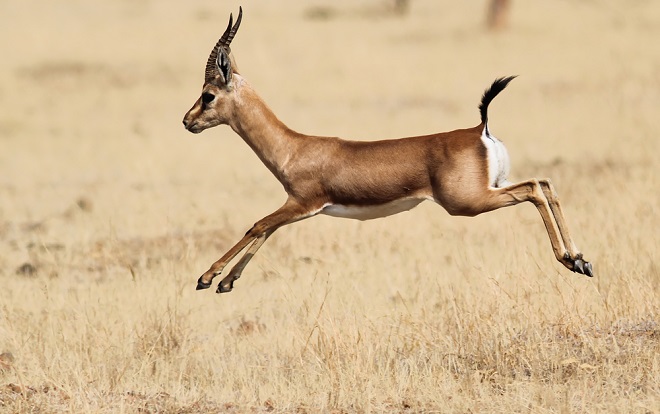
183,7,593,294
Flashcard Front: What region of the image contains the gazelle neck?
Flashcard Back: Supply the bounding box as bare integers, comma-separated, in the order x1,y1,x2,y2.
228,75,300,181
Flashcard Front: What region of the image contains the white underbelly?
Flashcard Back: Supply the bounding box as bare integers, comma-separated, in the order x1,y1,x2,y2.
321,197,427,221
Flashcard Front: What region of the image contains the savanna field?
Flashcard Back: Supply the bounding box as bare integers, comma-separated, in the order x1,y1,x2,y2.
0,1,658,412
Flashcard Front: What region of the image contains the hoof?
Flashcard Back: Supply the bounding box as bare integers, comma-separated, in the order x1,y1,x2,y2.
196,277,212,290
570,254,593,278
216,282,233,294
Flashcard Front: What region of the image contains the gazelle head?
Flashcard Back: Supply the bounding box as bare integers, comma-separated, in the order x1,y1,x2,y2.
183,7,242,134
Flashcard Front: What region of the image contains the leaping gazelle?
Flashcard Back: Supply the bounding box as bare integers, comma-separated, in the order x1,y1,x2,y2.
182,7,593,294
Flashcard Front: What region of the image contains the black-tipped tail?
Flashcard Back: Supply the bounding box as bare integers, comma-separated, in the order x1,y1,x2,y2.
479,76,516,126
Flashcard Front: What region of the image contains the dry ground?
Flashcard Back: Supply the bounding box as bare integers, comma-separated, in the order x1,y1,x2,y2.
1,0,659,412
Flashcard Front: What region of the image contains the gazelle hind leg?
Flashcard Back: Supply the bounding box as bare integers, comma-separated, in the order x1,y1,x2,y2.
481,179,592,276
538,179,592,276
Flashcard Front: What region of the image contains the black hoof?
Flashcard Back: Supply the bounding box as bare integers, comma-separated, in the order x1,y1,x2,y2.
196,277,212,290
570,253,593,278
216,282,233,294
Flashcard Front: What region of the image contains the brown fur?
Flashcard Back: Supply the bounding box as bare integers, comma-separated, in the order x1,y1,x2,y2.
182,11,592,293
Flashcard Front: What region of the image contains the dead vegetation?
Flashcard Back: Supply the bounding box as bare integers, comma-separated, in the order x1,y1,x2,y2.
1,1,659,413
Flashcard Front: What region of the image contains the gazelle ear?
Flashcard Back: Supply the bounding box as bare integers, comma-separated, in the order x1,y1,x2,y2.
216,48,232,86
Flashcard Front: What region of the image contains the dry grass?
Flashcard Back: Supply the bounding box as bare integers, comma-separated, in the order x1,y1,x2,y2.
1,0,659,412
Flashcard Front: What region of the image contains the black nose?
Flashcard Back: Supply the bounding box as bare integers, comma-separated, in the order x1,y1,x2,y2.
182,119,189,128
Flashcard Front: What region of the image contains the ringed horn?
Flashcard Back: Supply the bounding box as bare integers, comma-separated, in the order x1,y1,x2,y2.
205,6,243,83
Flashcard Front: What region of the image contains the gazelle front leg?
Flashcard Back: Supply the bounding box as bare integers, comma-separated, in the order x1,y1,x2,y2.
484,179,593,276
196,199,319,292
217,231,271,293
196,230,259,290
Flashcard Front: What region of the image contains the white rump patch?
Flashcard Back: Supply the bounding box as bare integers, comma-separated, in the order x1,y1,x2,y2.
321,197,428,221
481,126,511,188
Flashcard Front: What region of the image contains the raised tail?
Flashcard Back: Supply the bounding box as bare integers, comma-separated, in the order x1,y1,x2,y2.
479,76,516,134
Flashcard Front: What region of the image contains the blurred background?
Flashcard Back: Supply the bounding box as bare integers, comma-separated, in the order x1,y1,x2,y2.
2,0,658,240
0,0,658,411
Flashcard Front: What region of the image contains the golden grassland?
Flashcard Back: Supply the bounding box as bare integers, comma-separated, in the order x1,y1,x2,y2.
1,1,658,412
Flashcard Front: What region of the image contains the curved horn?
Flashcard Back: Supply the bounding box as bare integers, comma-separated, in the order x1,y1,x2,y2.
204,7,243,83
224,6,242,49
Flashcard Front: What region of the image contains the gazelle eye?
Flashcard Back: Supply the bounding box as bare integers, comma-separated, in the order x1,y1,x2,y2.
201,92,215,104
